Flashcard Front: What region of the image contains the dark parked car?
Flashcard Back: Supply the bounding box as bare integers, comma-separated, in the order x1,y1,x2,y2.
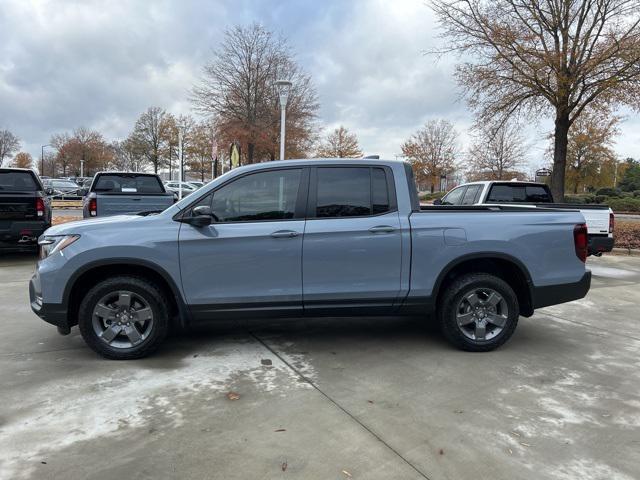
0,168,52,251
43,178,82,198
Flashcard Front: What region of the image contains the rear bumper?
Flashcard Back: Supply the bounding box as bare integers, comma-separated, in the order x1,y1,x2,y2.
0,220,49,250
588,235,614,255
29,273,69,332
532,271,591,309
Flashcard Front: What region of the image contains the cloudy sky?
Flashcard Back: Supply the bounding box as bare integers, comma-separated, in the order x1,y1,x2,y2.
1,0,638,172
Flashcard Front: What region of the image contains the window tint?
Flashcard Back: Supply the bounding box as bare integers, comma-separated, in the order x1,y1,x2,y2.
211,169,301,222
94,175,164,193
487,184,552,203
461,185,481,205
372,168,390,214
0,171,38,192
442,187,465,205
316,167,371,217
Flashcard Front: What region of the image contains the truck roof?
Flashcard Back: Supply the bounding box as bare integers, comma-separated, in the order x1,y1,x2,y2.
228,158,404,173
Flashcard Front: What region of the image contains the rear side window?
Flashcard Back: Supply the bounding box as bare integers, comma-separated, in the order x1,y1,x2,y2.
461,185,482,205
93,175,164,193
315,167,393,218
0,171,38,192
487,184,552,203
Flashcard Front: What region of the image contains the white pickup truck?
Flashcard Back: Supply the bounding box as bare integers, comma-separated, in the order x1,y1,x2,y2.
436,181,614,256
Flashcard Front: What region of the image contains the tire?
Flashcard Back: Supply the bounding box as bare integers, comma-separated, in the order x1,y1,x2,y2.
438,273,519,352
78,276,169,360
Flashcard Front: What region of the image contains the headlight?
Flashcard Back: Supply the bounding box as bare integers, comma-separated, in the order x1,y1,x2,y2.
38,235,80,259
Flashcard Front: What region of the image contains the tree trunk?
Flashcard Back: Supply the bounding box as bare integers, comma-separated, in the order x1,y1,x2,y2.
247,142,255,164
551,111,570,202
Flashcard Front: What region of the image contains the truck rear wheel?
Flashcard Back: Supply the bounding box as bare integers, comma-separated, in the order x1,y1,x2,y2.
438,273,519,352
78,276,169,360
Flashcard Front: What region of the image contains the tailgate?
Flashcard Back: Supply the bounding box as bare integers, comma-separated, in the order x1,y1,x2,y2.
0,193,36,220
579,208,610,235
96,194,173,216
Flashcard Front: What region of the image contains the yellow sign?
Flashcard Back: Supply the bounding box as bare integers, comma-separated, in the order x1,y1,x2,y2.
230,143,240,168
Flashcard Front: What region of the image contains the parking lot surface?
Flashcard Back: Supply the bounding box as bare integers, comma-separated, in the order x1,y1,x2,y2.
1,254,639,480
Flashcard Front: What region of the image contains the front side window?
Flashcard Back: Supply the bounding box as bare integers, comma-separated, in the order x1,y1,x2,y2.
211,169,301,222
315,167,392,218
441,187,465,205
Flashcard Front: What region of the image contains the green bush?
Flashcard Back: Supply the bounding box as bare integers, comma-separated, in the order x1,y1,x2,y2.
595,195,607,204
564,195,586,204
633,190,640,198
596,187,621,197
607,197,640,212
419,191,445,202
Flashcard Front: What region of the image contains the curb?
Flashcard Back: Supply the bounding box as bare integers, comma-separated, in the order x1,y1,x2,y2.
610,247,640,256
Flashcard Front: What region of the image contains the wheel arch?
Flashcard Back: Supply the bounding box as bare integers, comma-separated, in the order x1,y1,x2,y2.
63,258,190,328
433,253,534,317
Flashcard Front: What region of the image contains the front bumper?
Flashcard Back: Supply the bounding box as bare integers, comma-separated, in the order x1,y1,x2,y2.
29,273,70,333
588,235,614,255
532,271,591,309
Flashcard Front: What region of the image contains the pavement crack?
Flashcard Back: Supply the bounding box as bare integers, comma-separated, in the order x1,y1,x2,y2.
250,331,433,480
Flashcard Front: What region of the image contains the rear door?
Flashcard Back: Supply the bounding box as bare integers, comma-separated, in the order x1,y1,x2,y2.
302,166,402,311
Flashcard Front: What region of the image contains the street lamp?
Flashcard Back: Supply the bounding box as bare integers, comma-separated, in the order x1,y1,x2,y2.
275,79,292,161
41,144,51,176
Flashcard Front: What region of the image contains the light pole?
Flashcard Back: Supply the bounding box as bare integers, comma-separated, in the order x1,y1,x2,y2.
275,80,292,161
41,144,51,176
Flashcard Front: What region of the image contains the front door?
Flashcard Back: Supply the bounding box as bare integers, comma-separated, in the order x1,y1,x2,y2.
303,166,402,312
179,168,308,320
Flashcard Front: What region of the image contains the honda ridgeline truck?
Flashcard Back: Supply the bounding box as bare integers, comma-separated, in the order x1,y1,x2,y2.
30,159,591,359
82,172,175,218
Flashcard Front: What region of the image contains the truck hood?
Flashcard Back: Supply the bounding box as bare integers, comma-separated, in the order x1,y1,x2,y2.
44,214,150,236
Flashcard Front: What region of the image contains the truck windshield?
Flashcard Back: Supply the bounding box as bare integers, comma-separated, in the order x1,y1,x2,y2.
94,175,164,193
486,184,553,203
0,171,39,192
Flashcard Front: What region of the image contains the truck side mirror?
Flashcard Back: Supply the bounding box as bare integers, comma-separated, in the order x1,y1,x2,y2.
433,198,443,205
80,188,88,197
45,187,54,196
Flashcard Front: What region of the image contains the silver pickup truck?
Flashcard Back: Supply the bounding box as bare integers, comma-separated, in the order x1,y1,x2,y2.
32,159,591,359
82,172,175,218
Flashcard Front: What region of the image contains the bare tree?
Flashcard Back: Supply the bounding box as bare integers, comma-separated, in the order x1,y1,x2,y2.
50,127,112,176
192,23,319,163
131,107,173,173
110,137,147,172
0,129,20,167
467,122,528,180
316,126,363,158
430,0,640,201
12,152,33,169
401,119,459,192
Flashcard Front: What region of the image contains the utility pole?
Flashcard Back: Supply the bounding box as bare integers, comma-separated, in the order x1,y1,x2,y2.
275,80,292,161
178,129,183,200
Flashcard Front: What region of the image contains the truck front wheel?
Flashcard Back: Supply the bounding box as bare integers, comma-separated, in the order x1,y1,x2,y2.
78,276,169,360
438,273,519,352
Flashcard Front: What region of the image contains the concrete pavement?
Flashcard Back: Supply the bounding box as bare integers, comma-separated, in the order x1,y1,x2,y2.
1,254,639,480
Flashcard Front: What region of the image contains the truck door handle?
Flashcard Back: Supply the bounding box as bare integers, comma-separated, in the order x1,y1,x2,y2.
369,225,396,233
271,230,300,238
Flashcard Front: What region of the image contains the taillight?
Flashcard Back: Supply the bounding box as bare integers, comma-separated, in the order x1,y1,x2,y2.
573,223,588,263
609,213,614,234
35,198,45,217
89,198,97,216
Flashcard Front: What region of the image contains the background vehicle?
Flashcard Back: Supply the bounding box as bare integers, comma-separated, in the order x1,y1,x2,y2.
187,181,205,189
436,180,614,256
82,172,174,218
43,178,82,198
164,181,196,196
0,168,52,251
31,159,590,359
